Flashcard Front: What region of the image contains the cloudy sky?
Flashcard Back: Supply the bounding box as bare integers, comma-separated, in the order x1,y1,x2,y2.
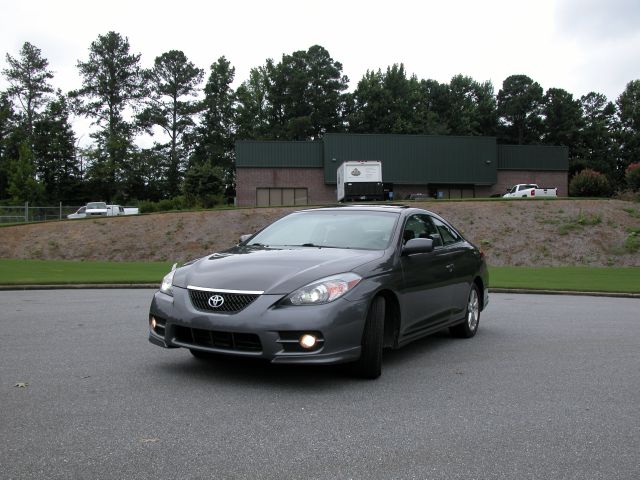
1,0,638,107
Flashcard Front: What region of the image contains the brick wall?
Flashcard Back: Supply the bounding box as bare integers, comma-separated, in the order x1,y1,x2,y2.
236,168,335,206
236,167,569,205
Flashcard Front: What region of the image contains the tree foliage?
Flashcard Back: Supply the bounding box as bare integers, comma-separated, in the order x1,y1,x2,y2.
236,46,348,141
2,36,640,206
541,88,583,148
191,56,235,168
3,42,54,137
0,92,17,198
570,92,617,180
617,80,640,175
626,162,640,191
139,50,204,196
32,94,79,202
235,65,271,140
70,31,144,201
7,142,45,203
497,75,543,144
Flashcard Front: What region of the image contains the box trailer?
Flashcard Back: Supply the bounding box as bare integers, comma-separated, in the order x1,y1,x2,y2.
337,161,384,202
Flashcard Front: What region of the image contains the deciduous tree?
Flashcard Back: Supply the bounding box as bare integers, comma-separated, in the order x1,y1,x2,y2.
263,45,348,140
572,92,617,180
497,75,543,144
235,64,271,140
617,80,640,177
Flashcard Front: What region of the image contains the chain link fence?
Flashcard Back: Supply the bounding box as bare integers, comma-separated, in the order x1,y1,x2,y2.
0,203,83,224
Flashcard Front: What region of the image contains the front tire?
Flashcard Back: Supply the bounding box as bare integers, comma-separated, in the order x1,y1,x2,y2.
351,296,385,379
450,284,480,338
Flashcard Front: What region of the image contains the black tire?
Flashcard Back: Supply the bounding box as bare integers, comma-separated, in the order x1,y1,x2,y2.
450,283,481,338
351,296,385,379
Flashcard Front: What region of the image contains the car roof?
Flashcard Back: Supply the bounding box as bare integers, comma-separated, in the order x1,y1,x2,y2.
298,204,439,216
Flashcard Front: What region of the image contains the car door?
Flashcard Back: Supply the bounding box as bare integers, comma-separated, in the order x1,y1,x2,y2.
398,214,453,339
430,216,472,320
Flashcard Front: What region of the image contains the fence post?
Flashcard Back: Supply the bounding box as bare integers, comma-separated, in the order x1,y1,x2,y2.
25,202,28,222
60,202,62,220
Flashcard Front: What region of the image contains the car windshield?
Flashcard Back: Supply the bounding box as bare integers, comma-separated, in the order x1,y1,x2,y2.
87,202,106,209
247,210,399,250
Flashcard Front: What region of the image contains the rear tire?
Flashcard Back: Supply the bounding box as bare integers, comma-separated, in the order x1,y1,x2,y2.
450,284,480,338
351,296,385,379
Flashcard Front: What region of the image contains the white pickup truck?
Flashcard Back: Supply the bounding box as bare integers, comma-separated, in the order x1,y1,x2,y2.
67,203,139,219
503,184,558,198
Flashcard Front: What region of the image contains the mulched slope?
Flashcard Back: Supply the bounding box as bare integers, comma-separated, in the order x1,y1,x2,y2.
1,200,638,267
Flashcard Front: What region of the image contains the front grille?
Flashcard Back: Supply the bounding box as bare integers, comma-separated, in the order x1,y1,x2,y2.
188,288,259,313
173,325,262,352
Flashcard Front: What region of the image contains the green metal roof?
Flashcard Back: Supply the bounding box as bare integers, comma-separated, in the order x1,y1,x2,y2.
498,145,569,171
323,133,497,185
234,136,569,184
236,140,323,168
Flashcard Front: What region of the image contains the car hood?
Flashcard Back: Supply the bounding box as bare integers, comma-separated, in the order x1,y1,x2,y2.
172,246,385,294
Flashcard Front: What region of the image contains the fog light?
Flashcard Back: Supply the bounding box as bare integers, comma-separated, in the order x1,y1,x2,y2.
299,334,317,349
150,316,157,329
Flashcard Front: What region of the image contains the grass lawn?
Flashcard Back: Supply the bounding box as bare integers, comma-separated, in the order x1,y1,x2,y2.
0,259,638,293
489,266,640,293
0,259,172,285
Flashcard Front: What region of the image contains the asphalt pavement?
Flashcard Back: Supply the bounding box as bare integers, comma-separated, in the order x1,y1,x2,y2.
1,290,638,479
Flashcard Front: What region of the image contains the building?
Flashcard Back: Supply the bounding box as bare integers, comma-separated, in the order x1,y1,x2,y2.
235,133,568,207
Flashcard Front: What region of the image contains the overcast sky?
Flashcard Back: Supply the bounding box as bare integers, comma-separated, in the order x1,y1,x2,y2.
1,0,638,114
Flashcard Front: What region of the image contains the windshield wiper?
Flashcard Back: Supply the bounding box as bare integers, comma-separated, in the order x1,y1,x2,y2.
287,243,346,249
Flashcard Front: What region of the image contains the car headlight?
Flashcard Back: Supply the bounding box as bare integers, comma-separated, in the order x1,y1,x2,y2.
284,273,362,305
160,264,177,296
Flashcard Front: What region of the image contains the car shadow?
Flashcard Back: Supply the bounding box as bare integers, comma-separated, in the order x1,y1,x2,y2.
381,330,456,367
150,327,492,388
157,353,351,390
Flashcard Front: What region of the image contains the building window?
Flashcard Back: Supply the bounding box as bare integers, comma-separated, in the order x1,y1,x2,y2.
256,188,308,207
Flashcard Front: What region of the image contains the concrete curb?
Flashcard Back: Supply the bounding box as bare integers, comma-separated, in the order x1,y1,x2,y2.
490,288,640,299
0,284,158,291
0,284,638,298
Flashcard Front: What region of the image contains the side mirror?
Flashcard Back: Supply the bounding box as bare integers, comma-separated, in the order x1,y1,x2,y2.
402,238,434,256
239,234,253,244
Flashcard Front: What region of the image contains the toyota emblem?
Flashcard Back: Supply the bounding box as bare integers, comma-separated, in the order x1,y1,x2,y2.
208,294,225,308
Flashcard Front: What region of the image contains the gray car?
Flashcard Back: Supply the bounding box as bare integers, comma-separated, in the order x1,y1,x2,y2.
148,205,489,378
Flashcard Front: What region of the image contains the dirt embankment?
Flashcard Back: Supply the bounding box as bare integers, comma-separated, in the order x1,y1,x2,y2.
0,200,639,267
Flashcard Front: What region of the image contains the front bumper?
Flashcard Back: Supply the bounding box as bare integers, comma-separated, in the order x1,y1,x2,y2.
148,287,369,365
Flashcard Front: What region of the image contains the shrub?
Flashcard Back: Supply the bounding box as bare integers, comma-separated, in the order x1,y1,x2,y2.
625,232,639,253
138,200,157,214
138,196,193,214
569,169,612,197
626,162,640,192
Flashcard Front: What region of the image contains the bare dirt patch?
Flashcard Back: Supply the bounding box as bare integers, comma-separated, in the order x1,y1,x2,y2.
1,200,638,267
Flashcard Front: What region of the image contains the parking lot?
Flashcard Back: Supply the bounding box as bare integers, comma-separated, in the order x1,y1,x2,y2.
1,290,638,479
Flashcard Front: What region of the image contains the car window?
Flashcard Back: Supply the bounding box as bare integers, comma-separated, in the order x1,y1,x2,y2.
431,217,461,246
403,214,440,246
87,202,106,209
248,211,399,250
